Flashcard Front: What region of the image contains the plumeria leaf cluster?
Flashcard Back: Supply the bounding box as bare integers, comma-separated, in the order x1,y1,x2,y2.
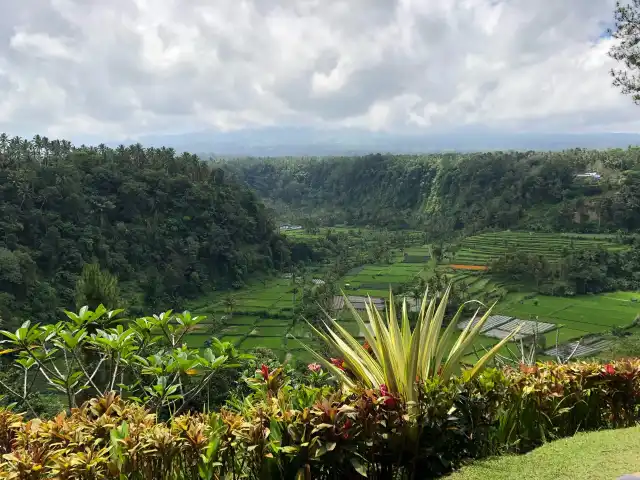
0,305,249,415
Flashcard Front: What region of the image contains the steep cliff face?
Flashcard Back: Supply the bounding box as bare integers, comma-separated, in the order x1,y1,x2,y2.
226,148,640,236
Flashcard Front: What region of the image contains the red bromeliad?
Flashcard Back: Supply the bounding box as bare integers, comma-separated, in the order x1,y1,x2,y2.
260,364,270,381
604,363,616,375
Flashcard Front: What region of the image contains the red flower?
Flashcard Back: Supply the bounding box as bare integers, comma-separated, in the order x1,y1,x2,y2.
330,358,346,371
307,363,322,373
260,364,270,381
604,364,616,375
379,384,397,407
379,384,389,397
342,419,352,439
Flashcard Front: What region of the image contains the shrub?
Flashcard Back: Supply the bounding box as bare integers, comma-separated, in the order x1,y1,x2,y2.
0,306,249,415
501,360,640,452
0,358,639,479
0,370,510,479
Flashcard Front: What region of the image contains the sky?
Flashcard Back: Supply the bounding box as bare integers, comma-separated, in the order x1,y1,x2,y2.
0,0,636,142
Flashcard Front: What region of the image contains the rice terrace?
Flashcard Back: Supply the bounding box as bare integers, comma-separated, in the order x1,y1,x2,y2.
184,228,640,364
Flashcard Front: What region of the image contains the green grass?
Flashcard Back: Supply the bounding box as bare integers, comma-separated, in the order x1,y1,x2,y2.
498,293,640,332
249,325,292,337
225,316,259,326
448,426,640,480
238,336,288,350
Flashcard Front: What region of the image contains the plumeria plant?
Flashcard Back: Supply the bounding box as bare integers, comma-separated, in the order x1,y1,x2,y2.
0,305,249,415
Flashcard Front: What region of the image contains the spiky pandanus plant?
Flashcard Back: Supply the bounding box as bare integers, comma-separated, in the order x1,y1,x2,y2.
298,285,521,404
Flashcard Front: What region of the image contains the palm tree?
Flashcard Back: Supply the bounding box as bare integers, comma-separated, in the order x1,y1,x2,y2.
0,133,8,153
224,294,237,319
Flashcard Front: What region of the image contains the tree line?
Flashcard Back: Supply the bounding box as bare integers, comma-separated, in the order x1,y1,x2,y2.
489,239,640,296
223,148,640,238
0,134,294,329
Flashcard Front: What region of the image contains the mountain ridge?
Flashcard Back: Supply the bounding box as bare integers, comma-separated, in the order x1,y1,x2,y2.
111,127,640,157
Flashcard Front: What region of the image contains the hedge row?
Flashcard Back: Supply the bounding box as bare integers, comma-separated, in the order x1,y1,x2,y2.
1,360,639,479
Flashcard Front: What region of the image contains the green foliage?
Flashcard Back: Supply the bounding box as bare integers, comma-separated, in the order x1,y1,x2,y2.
75,263,120,310
2,359,638,479
0,306,249,415
500,360,640,452
609,0,640,103
227,149,640,236
490,244,640,295
0,135,289,327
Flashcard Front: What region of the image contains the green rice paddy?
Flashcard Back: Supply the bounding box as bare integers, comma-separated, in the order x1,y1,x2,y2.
449,231,626,267
184,229,638,364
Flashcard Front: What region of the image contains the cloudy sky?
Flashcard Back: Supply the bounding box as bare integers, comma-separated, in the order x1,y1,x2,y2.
0,0,635,142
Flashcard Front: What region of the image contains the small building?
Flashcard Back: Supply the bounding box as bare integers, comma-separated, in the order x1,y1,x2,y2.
279,224,303,232
575,172,601,180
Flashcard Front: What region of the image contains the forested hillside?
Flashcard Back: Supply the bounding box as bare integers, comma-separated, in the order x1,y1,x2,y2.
223,149,640,236
0,134,289,326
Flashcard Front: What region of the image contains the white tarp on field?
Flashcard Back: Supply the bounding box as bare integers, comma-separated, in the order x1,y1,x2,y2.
458,315,559,342
544,338,612,358
332,295,385,311
458,314,513,332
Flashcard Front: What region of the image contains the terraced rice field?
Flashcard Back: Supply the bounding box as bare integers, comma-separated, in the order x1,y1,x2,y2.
185,230,432,362
450,231,625,267
341,261,430,298
185,276,303,357
184,228,636,365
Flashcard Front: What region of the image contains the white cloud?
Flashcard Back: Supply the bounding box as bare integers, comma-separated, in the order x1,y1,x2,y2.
0,0,634,140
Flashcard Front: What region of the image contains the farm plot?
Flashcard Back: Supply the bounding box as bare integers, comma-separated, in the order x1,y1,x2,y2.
225,316,259,326
402,245,431,263
238,336,288,350
491,292,640,354
185,276,300,357
498,294,640,332
449,231,625,267
342,263,428,298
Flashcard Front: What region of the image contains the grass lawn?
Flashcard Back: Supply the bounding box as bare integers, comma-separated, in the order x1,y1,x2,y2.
448,427,640,480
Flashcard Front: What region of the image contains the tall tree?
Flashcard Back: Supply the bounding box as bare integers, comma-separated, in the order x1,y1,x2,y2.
609,1,640,102
75,263,121,310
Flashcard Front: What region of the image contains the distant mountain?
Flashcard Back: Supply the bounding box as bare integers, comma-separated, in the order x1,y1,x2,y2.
114,127,640,157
